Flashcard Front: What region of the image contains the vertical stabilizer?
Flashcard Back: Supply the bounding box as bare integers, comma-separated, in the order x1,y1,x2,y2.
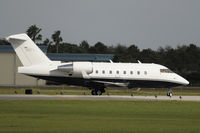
7,33,51,66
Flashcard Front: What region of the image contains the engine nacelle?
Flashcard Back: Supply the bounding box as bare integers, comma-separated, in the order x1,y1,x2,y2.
73,62,93,74
57,63,73,72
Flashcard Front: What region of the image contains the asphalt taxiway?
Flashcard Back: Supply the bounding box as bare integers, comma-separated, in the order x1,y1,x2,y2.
0,95,200,101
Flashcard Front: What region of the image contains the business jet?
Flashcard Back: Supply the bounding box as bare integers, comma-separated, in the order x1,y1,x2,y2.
7,33,189,96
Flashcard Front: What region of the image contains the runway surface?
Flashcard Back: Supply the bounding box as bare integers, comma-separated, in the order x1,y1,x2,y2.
0,95,200,101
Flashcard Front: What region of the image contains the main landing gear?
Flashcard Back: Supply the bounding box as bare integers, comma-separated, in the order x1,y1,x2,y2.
91,89,105,95
167,88,172,97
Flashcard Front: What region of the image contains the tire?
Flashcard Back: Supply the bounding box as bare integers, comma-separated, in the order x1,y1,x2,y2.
97,90,102,95
91,90,97,95
167,92,172,97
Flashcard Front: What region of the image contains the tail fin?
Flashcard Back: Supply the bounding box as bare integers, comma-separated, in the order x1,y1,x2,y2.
7,33,51,66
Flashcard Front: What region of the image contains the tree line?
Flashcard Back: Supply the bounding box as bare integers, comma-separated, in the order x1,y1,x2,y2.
1,25,200,86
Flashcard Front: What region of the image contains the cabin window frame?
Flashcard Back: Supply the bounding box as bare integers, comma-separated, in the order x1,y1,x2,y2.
109,70,112,74
137,71,140,75
130,71,133,75
144,71,147,75
116,70,119,74
123,71,126,74
102,70,105,74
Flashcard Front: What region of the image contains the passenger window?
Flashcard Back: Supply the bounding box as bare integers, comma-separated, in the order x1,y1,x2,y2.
144,71,147,75
96,70,98,74
124,71,126,74
130,71,133,75
109,70,112,74
116,70,119,74
102,70,105,74
137,71,140,75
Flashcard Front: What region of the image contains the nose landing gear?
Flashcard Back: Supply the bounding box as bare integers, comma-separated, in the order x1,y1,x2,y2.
167,88,172,97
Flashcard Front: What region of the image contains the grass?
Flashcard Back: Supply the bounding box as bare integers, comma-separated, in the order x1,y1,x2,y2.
0,100,200,133
0,86,200,96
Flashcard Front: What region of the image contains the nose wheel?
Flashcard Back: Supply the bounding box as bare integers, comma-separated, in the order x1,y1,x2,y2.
167,88,172,97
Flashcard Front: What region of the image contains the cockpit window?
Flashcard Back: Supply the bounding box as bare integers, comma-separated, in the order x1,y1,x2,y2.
160,69,173,73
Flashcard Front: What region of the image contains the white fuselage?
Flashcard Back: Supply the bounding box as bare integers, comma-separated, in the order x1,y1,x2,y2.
18,61,189,89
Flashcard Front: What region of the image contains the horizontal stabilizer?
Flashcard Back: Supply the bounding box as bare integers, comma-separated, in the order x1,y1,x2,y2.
7,34,27,41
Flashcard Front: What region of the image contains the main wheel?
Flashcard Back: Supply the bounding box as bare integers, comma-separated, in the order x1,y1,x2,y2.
91,90,97,95
97,90,102,95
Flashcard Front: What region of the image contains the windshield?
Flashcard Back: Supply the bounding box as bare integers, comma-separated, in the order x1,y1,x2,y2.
160,69,173,73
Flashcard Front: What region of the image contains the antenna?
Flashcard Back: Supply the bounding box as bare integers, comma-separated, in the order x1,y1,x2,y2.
109,60,113,63
137,60,142,64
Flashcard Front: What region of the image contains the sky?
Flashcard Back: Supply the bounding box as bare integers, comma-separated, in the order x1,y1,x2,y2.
0,0,200,50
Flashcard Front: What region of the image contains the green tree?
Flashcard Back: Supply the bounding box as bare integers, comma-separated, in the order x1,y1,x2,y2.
80,40,89,53
140,48,161,63
42,38,52,46
0,39,10,45
89,42,107,53
60,43,82,53
113,45,128,62
26,25,42,43
127,45,140,62
51,31,63,53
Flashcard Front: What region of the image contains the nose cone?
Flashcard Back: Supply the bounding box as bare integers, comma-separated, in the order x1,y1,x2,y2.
182,78,189,85
180,76,189,85
174,74,189,86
